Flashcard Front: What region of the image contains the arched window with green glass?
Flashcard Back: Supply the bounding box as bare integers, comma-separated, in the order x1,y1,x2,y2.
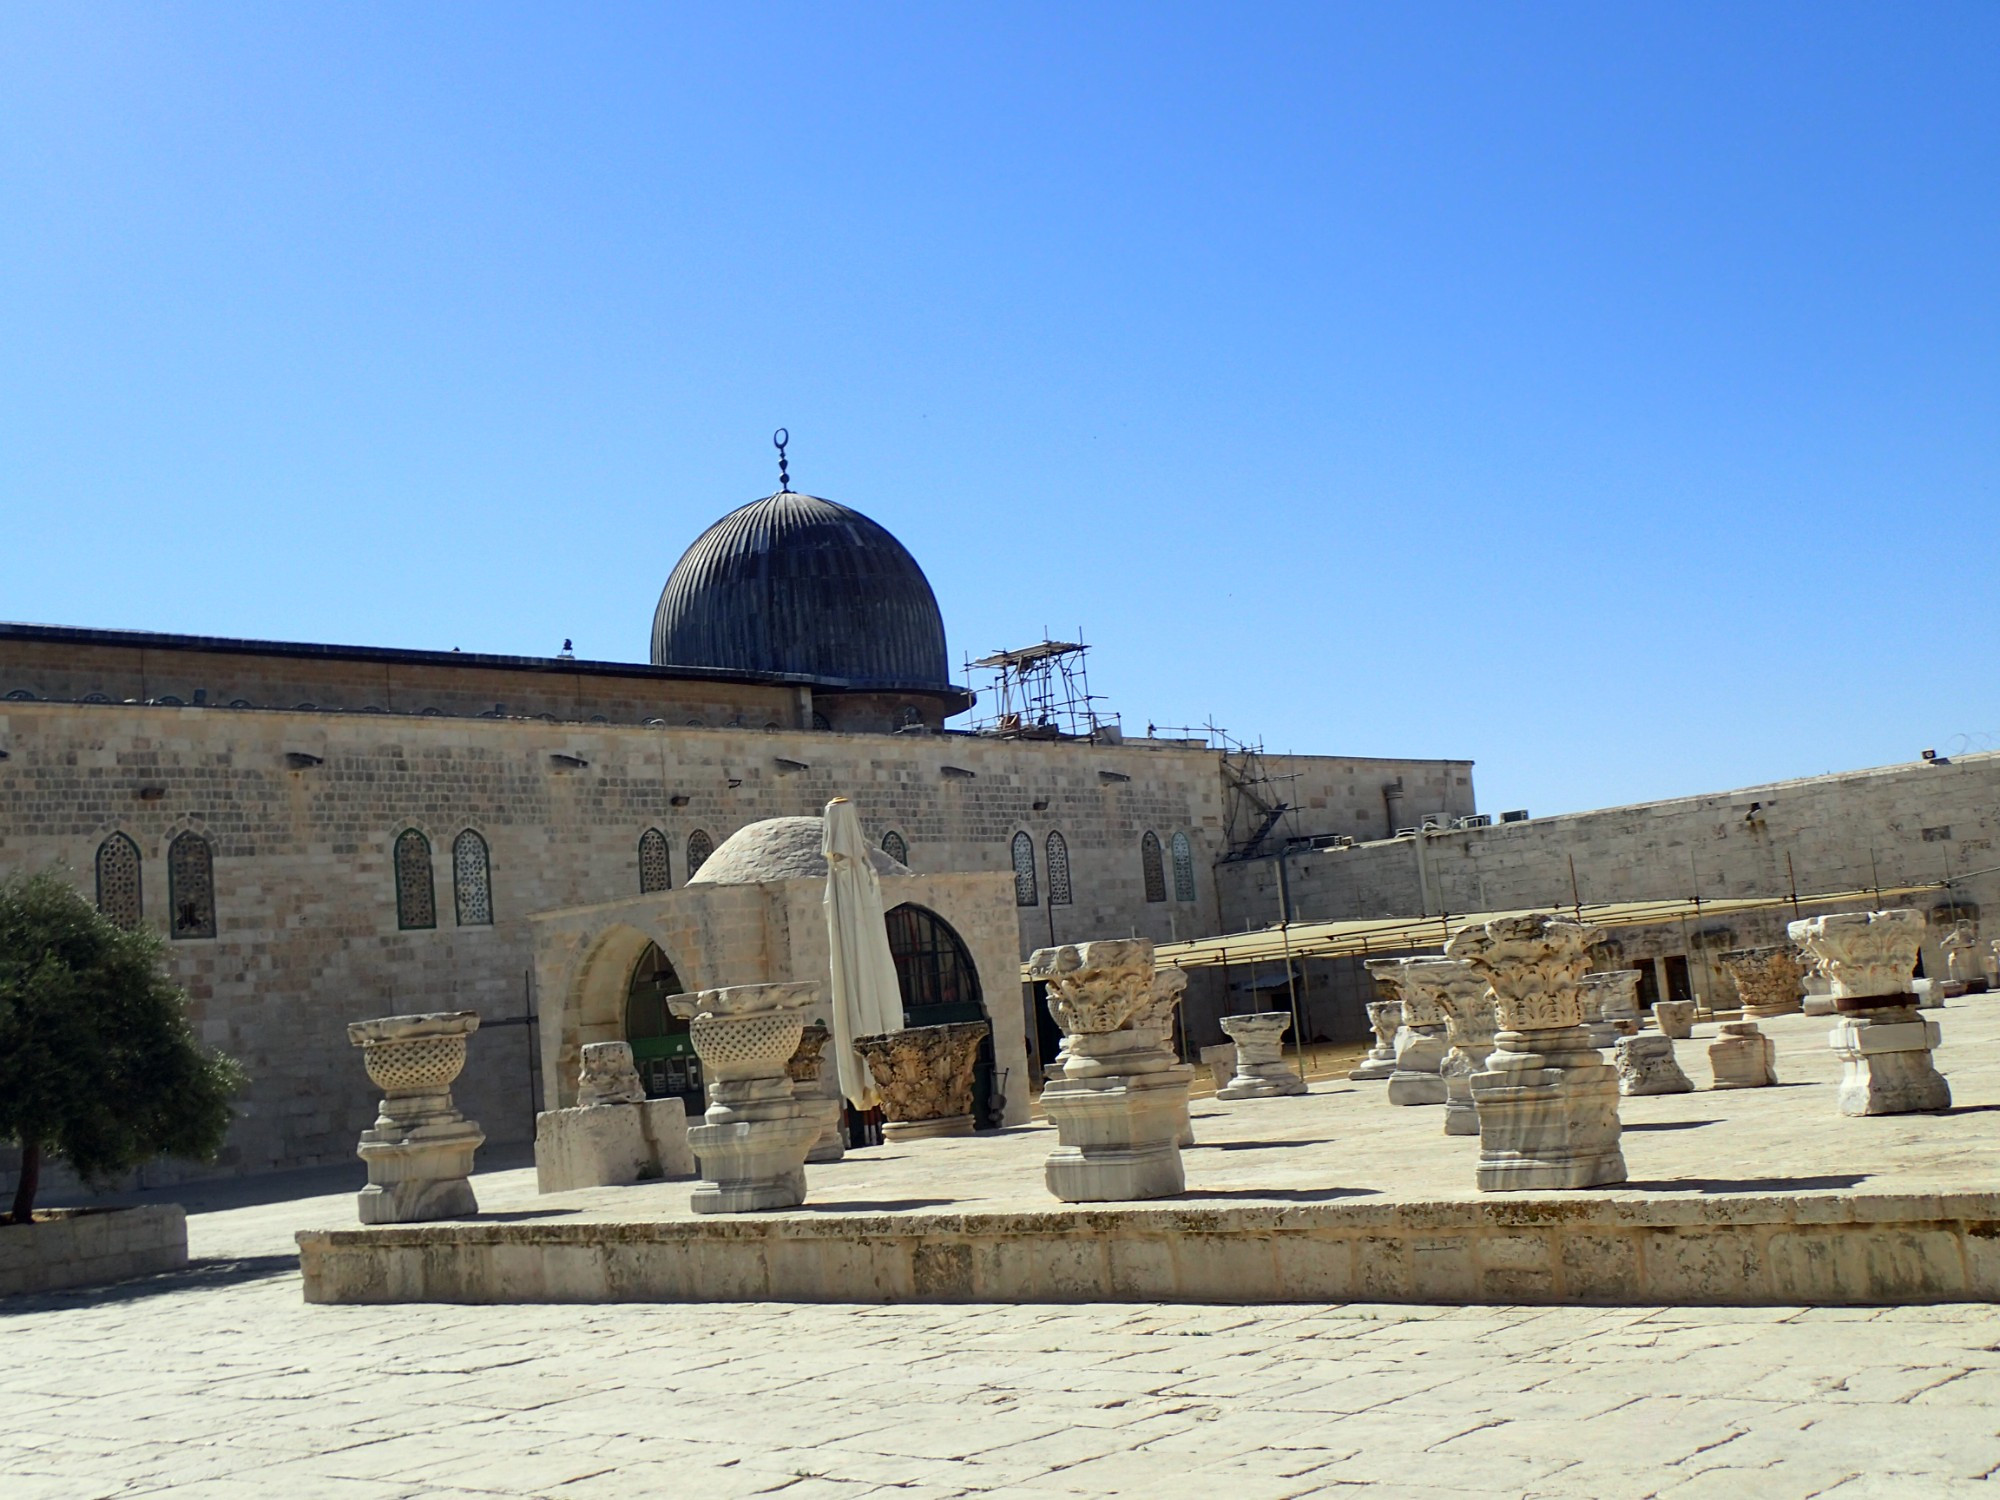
624,942,700,1115
1171,831,1196,904
1140,831,1167,904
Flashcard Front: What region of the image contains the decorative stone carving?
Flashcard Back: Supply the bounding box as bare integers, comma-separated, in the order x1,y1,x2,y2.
1371,957,1447,1107
1349,999,1401,1081
1445,916,1626,1192
1653,999,1695,1039
346,1011,484,1224
1788,910,1924,1005
535,1041,695,1193
1574,974,1621,1050
1026,940,1193,1202
671,982,823,1213
852,1022,989,1142
1135,967,1195,1145
1790,910,1952,1116
1581,970,1643,1039
577,1040,646,1106
1718,947,1804,1020
787,1024,844,1164
1707,1021,1777,1088
1401,958,1493,1137
1216,1012,1307,1099
1614,1034,1693,1096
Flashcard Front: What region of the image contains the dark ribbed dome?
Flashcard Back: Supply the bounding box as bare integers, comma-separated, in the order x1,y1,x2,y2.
651,491,951,689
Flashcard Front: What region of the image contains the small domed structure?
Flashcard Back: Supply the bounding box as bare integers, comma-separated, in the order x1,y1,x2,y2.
687,816,909,886
653,491,952,691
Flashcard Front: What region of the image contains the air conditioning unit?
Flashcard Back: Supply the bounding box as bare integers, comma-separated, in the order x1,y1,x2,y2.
1420,813,1450,831
1457,814,1493,830
1500,809,1530,823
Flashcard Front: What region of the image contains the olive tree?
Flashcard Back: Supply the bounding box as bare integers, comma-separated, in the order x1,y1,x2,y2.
0,871,243,1224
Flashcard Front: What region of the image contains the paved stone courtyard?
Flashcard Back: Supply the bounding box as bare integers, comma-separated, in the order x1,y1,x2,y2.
10,1000,2000,1496
9,1263,2000,1499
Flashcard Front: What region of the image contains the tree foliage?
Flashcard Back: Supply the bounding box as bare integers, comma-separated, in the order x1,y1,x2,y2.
0,871,244,1221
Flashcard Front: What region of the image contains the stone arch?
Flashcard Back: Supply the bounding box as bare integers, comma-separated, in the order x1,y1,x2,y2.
553,922,670,1108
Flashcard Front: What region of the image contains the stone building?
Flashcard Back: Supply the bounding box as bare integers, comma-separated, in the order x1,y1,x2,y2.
0,480,1473,1183
1218,752,2000,1032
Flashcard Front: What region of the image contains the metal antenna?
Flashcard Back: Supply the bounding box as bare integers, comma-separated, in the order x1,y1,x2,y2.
773,428,790,493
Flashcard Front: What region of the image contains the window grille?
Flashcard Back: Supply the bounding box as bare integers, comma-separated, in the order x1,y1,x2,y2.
95,833,142,930
394,829,436,930
1171,831,1196,903
1141,831,1167,904
1011,831,1038,907
453,829,493,926
639,828,671,893
1045,831,1072,905
881,830,909,866
686,829,714,877
168,832,217,939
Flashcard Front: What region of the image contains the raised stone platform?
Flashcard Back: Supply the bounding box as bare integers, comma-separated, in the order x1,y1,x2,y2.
299,1001,2000,1309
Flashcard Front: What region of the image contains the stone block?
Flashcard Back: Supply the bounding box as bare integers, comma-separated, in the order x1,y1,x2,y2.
535,1097,693,1194
1708,1022,1778,1089
1653,1000,1695,1039
1200,1043,1237,1091
1614,1034,1693,1096
1829,1008,1952,1116
0,1205,187,1296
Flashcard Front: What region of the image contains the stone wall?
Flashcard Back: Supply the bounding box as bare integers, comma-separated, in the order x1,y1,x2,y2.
1219,753,2000,1014
0,697,1467,1179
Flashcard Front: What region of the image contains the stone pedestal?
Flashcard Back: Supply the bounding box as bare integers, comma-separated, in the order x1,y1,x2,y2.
1372,958,1447,1107
347,1012,485,1225
1614,1034,1693,1096
1402,957,1493,1137
1348,999,1402,1081
1708,1021,1778,1089
1134,967,1196,1146
673,983,823,1213
787,1025,845,1164
1719,947,1805,1020
1200,1043,1236,1092
535,1040,694,1192
1653,999,1695,1039
1028,940,1192,1202
1582,970,1644,1038
1447,916,1626,1192
1216,1012,1307,1100
853,1022,988,1142
1791,909,1952,1117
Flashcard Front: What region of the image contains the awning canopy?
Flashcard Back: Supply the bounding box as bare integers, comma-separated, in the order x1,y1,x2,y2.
1020,883,1944,979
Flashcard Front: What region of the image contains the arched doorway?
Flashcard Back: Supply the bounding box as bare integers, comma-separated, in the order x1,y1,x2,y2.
884,903,999,1126
624,943,703,1117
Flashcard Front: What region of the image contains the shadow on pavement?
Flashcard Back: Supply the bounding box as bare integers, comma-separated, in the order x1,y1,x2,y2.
1192,1138,1336,1152
1623,1120,1720,1132
1619,1174,1868,1193
798,1198,959,1213
1178,1187,1378,1203
0,1253,301,1317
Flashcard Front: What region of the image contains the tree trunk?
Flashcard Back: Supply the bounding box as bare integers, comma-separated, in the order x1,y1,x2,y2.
9,1140,40,1225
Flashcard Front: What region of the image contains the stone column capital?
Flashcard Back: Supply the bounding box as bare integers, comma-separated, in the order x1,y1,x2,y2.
1445,915,1593,1032
1787,909,1923,1001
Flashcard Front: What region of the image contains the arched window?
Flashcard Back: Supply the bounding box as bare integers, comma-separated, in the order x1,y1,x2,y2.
686,829,714,877
95,833,142,930
1045,831,1072,906
884,904,984,1023
394,829,436,930
167,832,216,940
881,830,909,866
453,829,492,926
811,711,833,732
1011,831,1038,907
1140,831,1167,904
1171,831,1196,903
625,942,700,1113
638,828,671,893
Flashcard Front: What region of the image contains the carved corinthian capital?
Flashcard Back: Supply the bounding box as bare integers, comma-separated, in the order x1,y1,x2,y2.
1398,957,1492,1048
1787,910,1924,1001
1445,915,1593,1032
1367,957,1440,1026
1717,946,1805,1017
1026,939,1156,1037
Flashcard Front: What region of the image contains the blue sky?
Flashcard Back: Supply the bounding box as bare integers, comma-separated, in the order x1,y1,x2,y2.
3,4,1995,817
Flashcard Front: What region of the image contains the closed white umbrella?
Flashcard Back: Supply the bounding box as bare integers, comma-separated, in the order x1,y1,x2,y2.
823,798,906,1108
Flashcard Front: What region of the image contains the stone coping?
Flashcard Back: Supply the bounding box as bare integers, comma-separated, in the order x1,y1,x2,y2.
298,1190,2000,1308
1,1204,188,1297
